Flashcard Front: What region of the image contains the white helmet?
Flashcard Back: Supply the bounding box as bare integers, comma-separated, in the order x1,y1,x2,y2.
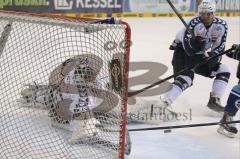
198,0,216,13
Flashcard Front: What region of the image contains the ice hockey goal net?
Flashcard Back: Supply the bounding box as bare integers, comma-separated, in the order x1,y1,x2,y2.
0,11,131,159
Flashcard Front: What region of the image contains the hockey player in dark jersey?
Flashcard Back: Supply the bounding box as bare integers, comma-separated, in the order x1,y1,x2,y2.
217,44,240,138
161,0,230,113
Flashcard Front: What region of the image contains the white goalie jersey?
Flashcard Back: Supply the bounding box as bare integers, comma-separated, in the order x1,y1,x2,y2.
19,54,120,123
18,54,131,155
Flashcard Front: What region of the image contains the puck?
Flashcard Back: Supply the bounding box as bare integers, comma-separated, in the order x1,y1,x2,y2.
164,129,172,133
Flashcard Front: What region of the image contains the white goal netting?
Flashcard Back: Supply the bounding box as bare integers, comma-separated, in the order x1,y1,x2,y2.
0,11,130,159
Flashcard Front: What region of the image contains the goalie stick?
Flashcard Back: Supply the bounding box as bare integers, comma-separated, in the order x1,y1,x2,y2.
128,47,234,97
128,120,240,132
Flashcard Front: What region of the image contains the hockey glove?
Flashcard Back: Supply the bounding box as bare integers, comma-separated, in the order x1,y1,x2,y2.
189,36,206,53
232,44,240,54
206,51,219,57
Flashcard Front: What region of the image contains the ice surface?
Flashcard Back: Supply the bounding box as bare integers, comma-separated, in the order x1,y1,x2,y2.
125,17,240,159
0,16,239,159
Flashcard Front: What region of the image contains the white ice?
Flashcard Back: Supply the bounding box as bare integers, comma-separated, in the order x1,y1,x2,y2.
125,17,240,159
0,16,239,159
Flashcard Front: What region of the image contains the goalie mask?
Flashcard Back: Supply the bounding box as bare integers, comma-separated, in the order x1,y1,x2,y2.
61,57,98,85
49,54,104,90
71,58,97,85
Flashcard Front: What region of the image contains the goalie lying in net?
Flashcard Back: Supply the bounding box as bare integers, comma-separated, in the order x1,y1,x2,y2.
19,54,120,131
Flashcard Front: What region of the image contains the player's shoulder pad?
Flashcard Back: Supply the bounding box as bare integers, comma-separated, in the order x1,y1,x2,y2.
188,17,202,30
213,17,228,29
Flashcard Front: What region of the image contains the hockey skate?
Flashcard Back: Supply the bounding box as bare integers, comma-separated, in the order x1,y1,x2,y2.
206,93,225,112
159,97,178,121
217,112,238,138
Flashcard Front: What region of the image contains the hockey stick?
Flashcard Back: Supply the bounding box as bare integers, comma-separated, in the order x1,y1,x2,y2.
166,0,195,39
128,120,240,132
128,47,234,97
0,22,12,57
166,0,213,57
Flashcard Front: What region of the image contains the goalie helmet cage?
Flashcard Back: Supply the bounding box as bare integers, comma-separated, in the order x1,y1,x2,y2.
0,11,131,159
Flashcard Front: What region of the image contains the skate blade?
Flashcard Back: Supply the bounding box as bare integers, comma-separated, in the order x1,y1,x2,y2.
158,98,179,122
162,107,178,122
205,108,224,117
206,104,224,113
217,126,236,138
165,106,178,116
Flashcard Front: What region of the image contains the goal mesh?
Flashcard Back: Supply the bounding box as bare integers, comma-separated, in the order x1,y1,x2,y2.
0,11,130,159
